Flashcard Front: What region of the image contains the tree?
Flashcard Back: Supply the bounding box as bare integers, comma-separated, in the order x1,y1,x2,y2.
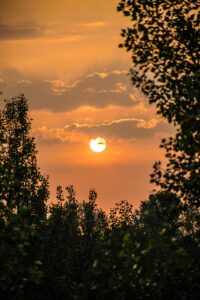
117,0,200,206
80,189,109,240
80,189,108,269
40,185,82,299
109,200,134,229
0,95,49,299
135,192,181,234
0,95,49,223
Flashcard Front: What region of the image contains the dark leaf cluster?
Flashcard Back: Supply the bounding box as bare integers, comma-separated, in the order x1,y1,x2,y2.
117,0,200,206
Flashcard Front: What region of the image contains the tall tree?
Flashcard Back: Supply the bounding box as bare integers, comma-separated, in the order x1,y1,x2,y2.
41,185,82,299
0,95,49,299
0,95,49,223
117,0,200,206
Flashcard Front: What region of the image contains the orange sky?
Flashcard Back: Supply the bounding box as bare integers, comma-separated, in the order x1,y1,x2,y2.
0,0,173,211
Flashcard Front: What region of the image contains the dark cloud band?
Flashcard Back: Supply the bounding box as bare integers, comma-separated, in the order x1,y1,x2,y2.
0,70,140,111
0,21,43,40
64,118,173,140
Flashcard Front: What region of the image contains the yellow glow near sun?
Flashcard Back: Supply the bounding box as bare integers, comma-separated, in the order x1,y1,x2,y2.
89,137,106,153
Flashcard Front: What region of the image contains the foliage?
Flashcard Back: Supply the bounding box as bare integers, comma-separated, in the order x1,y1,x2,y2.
117,0,200,205
109,200,134,229
76,192,200,300
38,186,108,300
0,95,49,223
1,8,200,293
0,120,200,299
0,210,44,300
0,95,49,299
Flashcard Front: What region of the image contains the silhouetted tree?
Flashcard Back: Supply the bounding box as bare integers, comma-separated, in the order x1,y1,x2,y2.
135,192,181,234
109,200,134,229
117,0,200,206
0,95,49,299
0,95,49,223
41,185,81,299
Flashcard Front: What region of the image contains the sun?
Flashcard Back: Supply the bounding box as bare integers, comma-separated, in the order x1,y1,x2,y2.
89,137,106,153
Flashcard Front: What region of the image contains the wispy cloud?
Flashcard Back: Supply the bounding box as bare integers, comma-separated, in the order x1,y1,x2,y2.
0,21,43,40
44,80,66,95
31,117,172,146
0,20,86,43
17,79,32,85
84,21,106,28
1,70,138,111
64,118,172,140
32,126,87,145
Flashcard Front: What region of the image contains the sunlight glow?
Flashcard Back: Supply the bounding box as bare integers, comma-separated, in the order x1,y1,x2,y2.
89,137,106,153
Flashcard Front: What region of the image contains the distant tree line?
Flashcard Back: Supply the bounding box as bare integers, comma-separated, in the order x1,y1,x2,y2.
0,0,199,299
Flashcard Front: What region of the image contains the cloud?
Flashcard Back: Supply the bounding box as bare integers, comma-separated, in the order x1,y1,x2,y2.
84,21,106,28
64,118,173,140
87,72,109,79
0,20,85,43
44,80,66,95
31,117,173,146
0,21,43,40
32,126,87,145
17,80,32,85
1,70,140,112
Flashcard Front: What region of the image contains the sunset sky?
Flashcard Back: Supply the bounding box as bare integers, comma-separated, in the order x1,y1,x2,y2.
0,0,173,211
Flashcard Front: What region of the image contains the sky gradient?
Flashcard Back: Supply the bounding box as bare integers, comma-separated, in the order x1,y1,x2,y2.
0,0,173,211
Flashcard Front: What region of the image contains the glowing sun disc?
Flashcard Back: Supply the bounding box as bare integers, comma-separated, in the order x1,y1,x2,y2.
89,137,106,153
